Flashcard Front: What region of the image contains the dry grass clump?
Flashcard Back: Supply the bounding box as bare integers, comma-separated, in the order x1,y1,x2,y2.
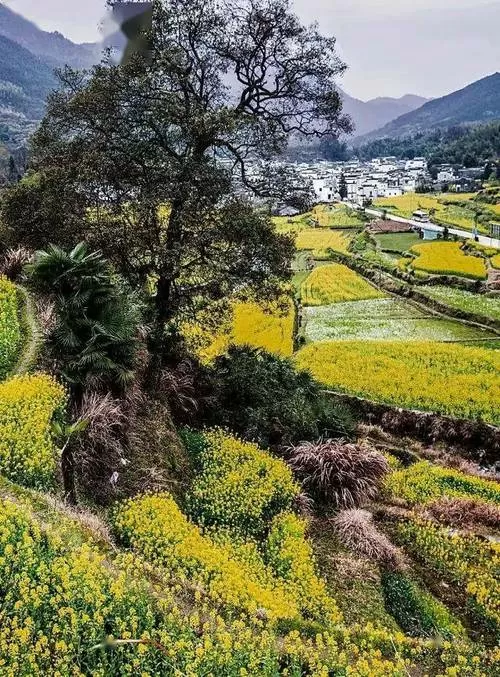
332,509,404,569
287,439,390,510
0,247,32,281
425,497,500,530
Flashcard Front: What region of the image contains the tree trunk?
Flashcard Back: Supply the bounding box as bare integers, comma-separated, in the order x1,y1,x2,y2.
61,445,77,506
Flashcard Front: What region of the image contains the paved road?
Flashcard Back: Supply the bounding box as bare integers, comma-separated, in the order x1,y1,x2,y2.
346,202,500,250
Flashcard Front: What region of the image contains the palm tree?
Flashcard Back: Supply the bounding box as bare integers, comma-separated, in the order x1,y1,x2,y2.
28,243,142,504
29,243,140,393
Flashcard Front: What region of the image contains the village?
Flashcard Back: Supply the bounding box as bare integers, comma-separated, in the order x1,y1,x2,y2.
240,155,485,209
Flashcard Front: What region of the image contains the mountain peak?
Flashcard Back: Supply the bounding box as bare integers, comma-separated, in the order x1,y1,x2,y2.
354,72,500,144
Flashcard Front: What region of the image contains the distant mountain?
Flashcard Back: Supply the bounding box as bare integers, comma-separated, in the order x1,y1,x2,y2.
340,90,429,138
0,3,102,150
0,3,99,70
354,73,500,144
0,33,58,146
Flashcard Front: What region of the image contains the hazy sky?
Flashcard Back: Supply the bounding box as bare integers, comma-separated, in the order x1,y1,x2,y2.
3,0,499,100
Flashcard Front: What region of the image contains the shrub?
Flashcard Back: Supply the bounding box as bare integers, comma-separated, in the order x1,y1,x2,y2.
0,247,32,281
426,497,500,529
332,509,403,568
381,571,465,639
0,374,65,489
0,277,22,379
202,346,355,447
187,429,299,540
114,492,302,624
287,439,390,510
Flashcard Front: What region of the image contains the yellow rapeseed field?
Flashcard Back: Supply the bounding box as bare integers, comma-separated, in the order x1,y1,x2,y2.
301,263,385,306
183,299,295,362
295,228,351,253
0,374,66,489
397,518,500,630
408,242,487,279
295,340,500,424
0,278,22,379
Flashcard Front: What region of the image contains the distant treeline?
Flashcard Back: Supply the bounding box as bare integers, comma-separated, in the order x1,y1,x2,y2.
352,122,500,168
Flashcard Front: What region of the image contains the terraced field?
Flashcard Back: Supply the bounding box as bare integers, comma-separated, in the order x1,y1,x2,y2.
184,299,296,362
373,193,496,235
303,298,496,343
418,286,500,322
295,228,352,254
295,341,500,424
301,263,384,306
274,203,367,233
405,242,487,279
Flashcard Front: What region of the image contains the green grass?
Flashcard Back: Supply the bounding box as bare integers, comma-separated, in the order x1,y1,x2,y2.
374,232,421,253
303,298,497,344
418,286,500,322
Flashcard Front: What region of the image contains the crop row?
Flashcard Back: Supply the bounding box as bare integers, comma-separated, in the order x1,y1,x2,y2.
0,374,65,489
0,278,22,380
396,518,500,631
384,461,500,506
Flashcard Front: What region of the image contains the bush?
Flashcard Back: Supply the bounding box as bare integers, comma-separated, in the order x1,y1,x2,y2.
201,346,355,448
287,439,390,510
0,374,65,489
187,429,299,540
381,571,464,639
332,509,403,568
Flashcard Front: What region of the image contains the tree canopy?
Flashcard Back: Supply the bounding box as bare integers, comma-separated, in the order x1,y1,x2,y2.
2,0,351,356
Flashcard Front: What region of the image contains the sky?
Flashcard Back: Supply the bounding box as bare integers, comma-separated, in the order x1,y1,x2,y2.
2,0,499,100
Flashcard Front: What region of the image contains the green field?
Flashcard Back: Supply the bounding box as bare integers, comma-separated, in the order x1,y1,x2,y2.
374,232,421,253
303,298,496,344
418,286,500,322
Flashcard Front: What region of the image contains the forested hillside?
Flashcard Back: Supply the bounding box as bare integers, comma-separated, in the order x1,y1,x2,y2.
356,121,500,168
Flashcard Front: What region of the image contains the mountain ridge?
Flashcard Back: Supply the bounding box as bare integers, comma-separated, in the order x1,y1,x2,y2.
354,73,500,145
340,89,429,137
0,2,100,69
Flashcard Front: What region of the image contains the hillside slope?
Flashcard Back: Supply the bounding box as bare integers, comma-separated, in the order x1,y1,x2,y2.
0,2,99,69
355,73,500,144
0,33,57,146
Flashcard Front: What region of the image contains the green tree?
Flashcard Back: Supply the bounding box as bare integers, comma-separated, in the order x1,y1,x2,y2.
12,0,351,358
